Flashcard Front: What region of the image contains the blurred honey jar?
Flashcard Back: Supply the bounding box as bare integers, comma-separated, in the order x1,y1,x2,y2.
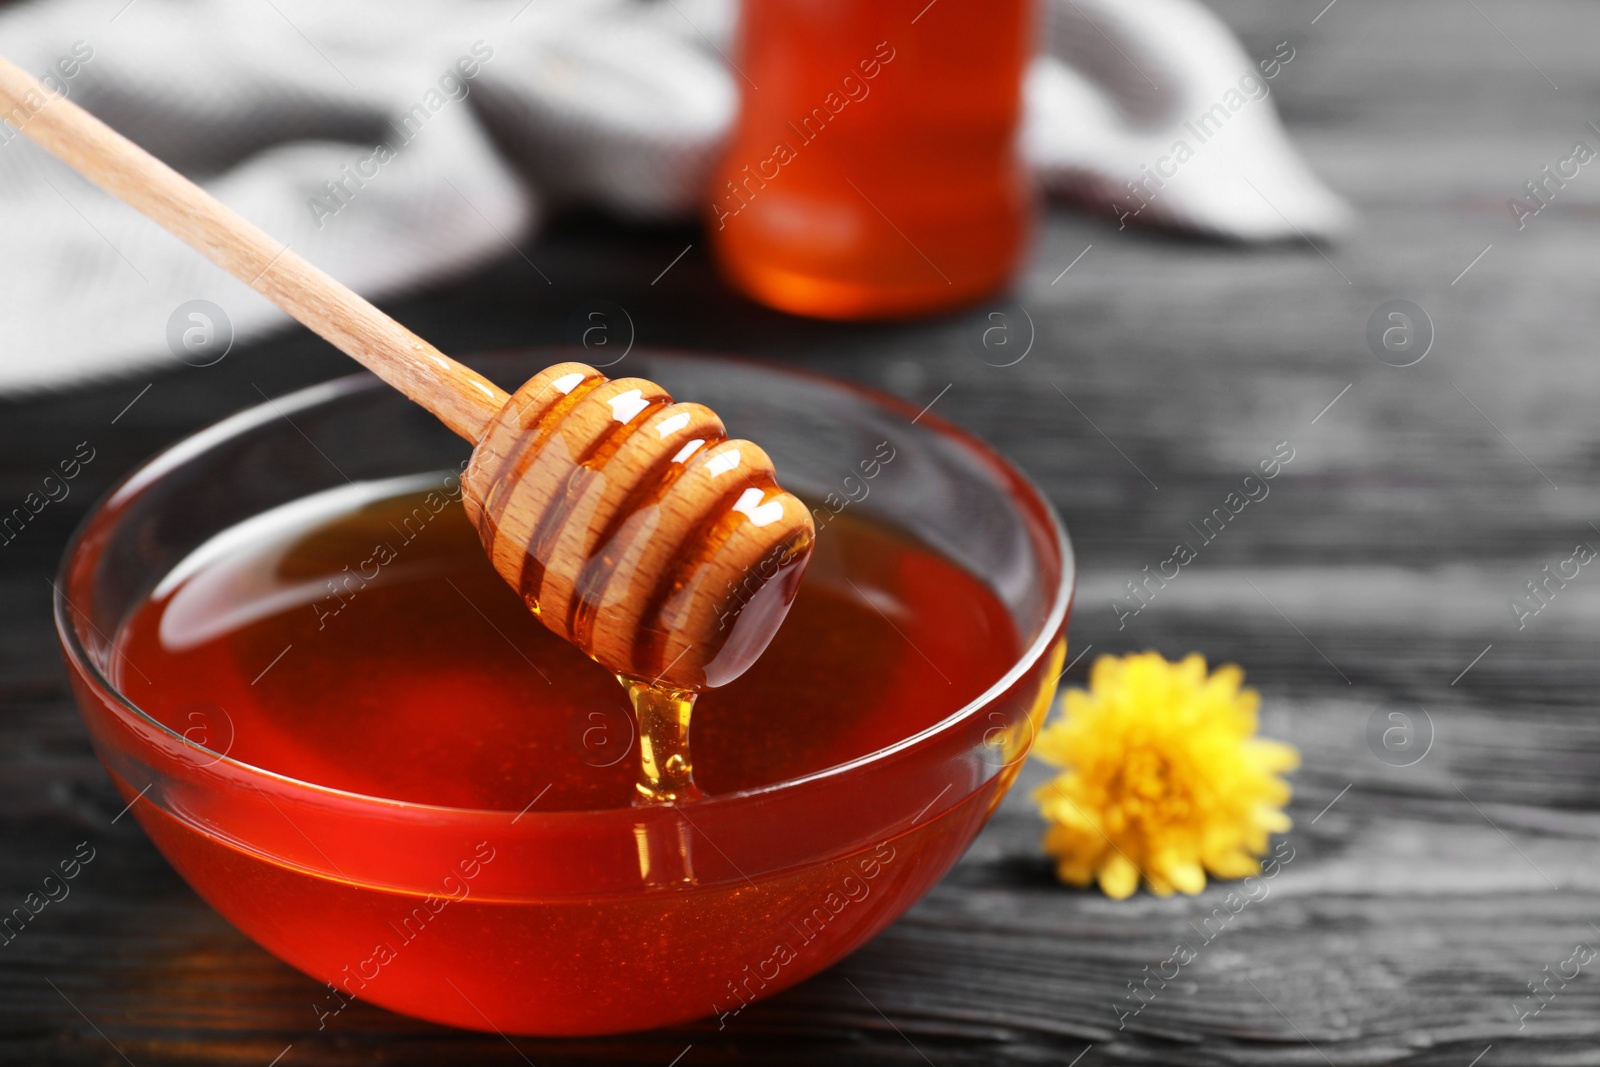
709,0,1034,319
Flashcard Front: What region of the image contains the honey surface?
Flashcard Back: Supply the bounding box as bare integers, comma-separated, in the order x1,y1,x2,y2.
115,475,1020,811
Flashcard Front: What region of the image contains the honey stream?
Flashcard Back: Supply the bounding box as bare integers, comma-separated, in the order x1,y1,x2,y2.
620,677,705,805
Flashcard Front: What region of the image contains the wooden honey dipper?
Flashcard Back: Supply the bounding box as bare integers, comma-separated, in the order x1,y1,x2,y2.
0,56,814,802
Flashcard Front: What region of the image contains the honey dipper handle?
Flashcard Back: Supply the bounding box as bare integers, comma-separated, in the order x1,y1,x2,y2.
0,54,508,442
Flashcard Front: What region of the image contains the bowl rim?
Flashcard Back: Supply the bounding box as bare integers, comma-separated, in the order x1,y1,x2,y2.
55,348,1075,822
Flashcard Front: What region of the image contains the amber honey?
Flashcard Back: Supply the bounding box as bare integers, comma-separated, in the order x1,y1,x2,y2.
709,0,1034,319
103,475,1025,1032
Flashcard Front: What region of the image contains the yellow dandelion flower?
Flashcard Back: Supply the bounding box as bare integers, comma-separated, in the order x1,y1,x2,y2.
1031,651,1299,900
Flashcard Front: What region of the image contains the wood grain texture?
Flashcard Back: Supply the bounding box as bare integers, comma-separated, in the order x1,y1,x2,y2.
2,0,1597,1062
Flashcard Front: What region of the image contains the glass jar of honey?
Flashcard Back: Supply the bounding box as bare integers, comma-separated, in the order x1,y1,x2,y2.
709,0,1035,320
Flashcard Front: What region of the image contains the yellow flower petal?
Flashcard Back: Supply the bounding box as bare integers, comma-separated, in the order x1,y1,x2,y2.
1206,850,1262,881
1098,852,1141,900
1159,857,1208,897
1248,738,1302,773
1032,651,1298,898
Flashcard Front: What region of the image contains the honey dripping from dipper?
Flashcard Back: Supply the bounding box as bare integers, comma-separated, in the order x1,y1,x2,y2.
460,363,816,806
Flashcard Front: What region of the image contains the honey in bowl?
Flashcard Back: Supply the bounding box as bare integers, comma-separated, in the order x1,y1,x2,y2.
58,353,1073,1036
107,476,1023,1031
117,476,1018,809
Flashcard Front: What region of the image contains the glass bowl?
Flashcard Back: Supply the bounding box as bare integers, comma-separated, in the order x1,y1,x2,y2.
55,350,1073,1036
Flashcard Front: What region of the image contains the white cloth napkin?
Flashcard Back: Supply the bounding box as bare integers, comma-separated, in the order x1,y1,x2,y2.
0,0,1350,394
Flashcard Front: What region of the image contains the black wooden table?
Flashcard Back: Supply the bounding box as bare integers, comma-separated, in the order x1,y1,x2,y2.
5,0,1598,1062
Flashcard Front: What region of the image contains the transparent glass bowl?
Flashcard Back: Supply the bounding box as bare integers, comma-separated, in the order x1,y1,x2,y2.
55,350,1073,1036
